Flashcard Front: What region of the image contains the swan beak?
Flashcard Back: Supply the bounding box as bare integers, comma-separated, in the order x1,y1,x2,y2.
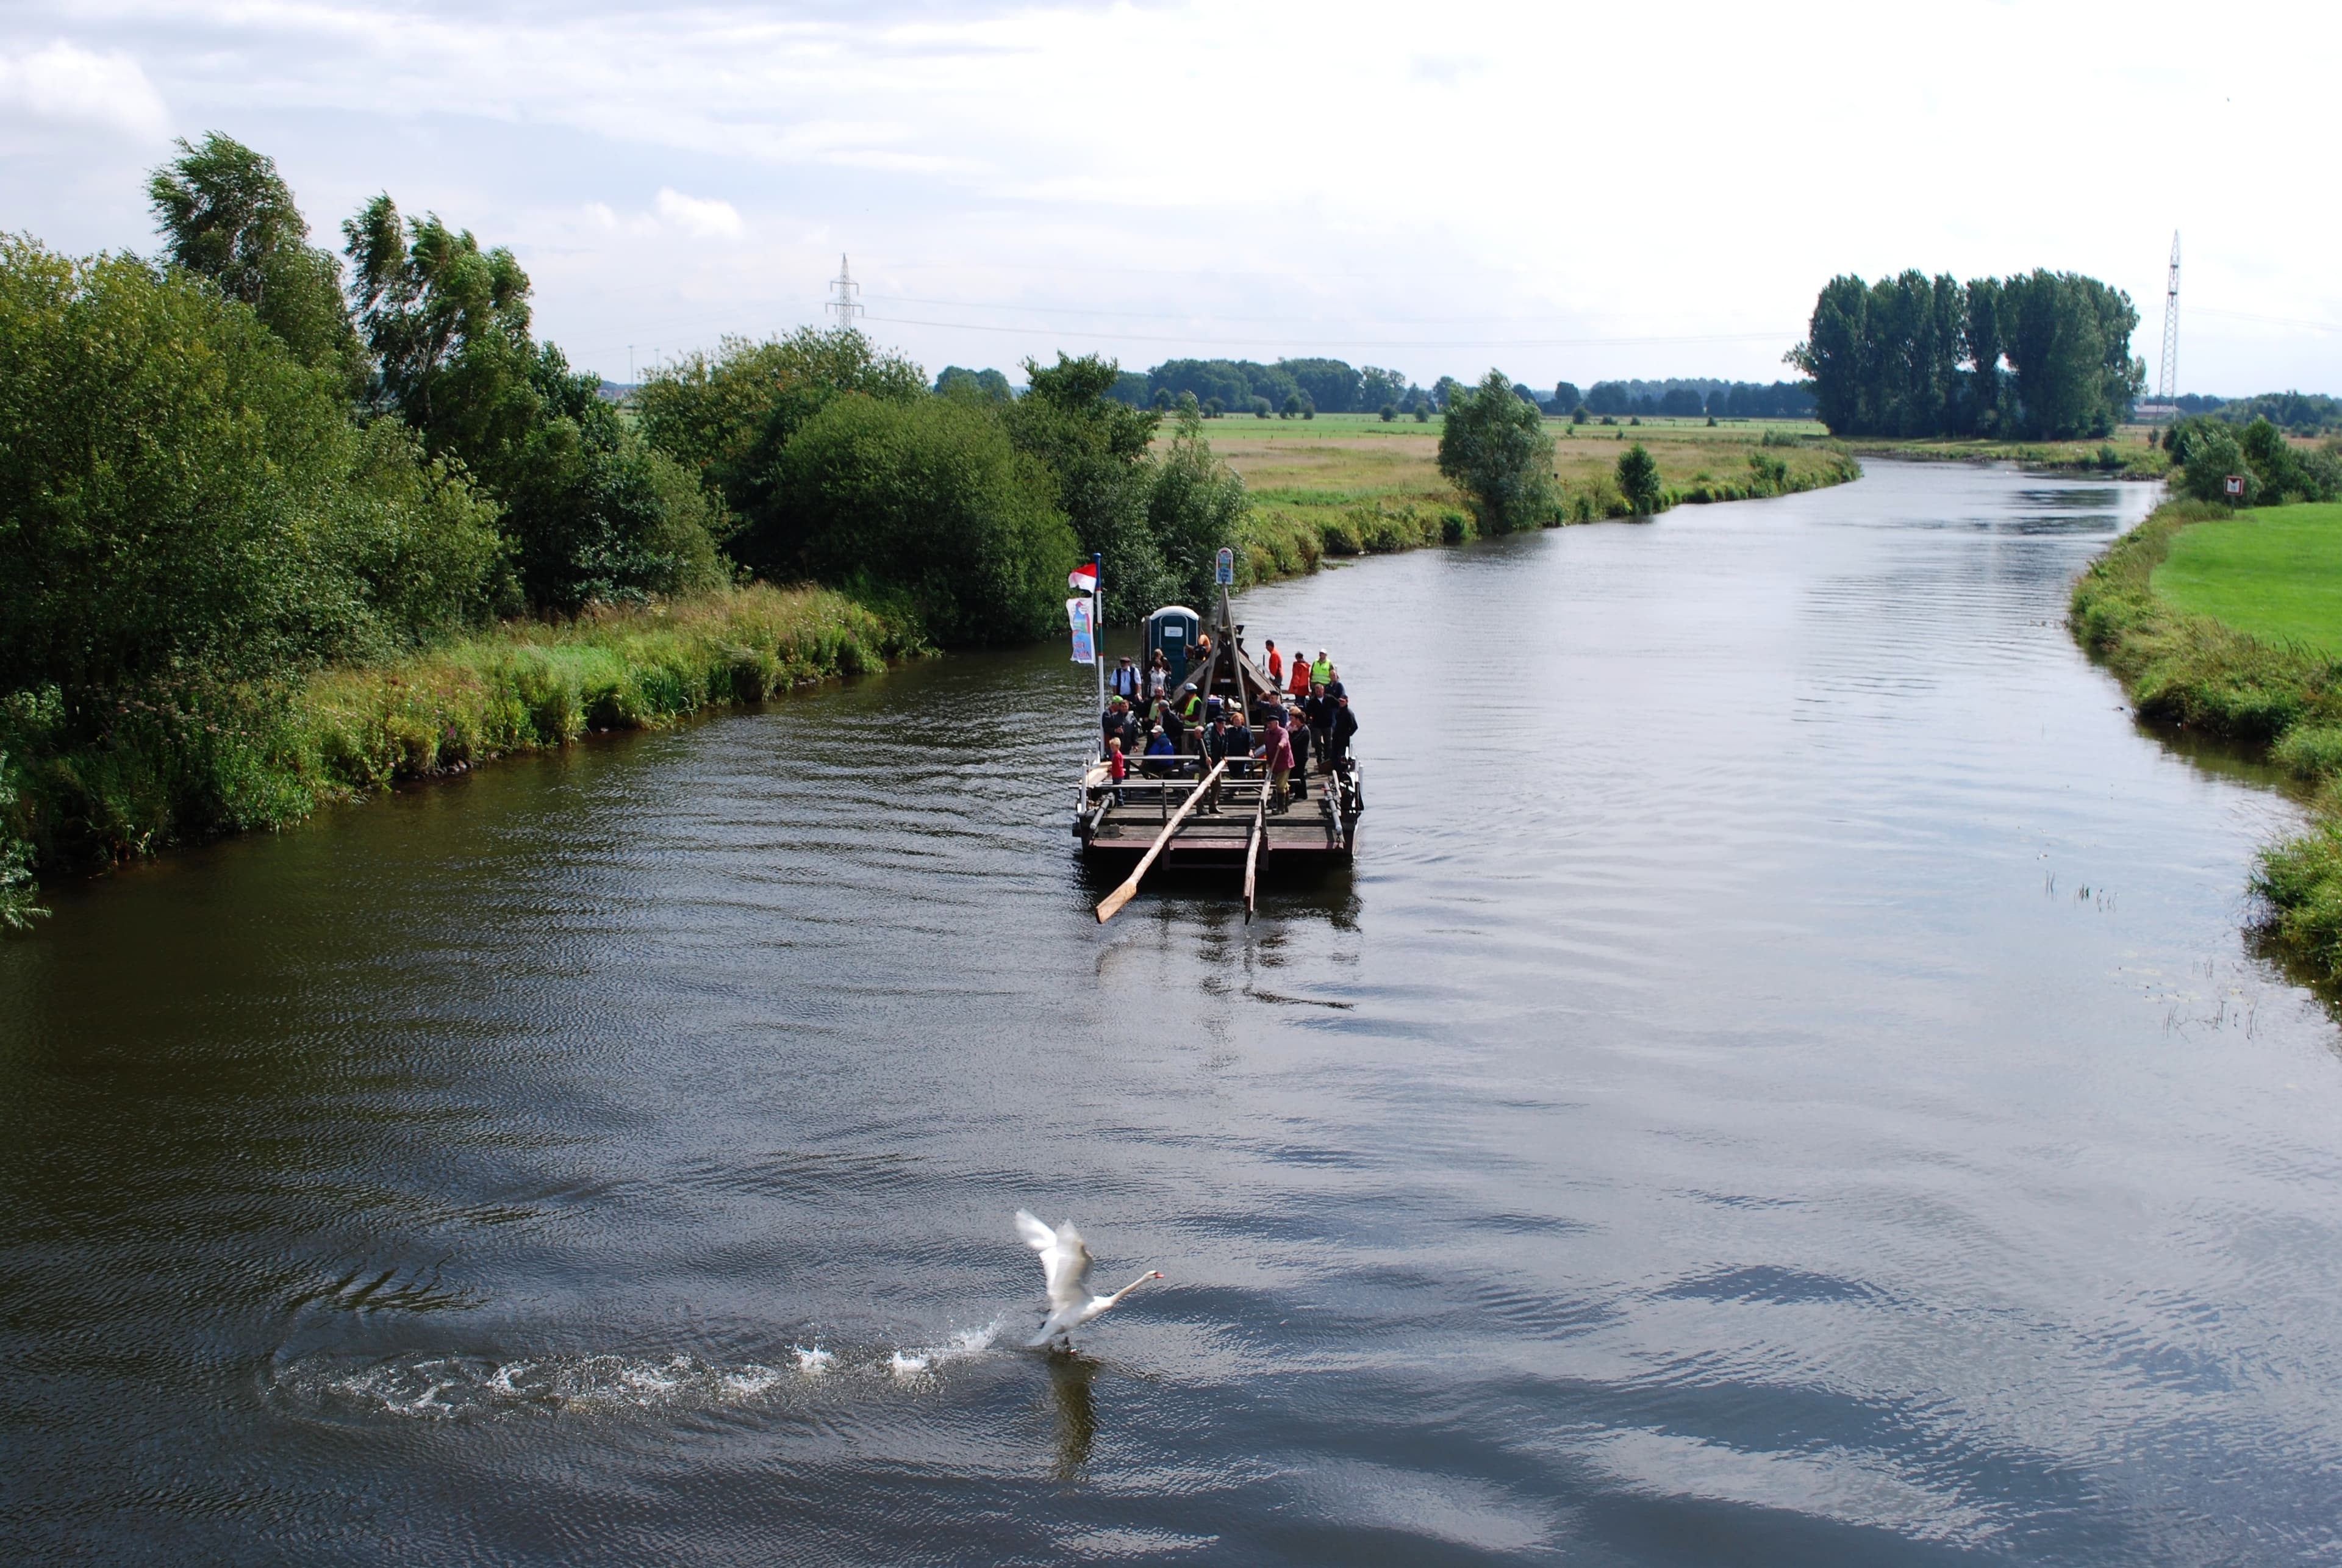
1152,1271,1166,1279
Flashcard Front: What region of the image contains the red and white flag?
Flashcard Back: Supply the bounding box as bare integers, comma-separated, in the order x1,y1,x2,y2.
1068,562,1098,595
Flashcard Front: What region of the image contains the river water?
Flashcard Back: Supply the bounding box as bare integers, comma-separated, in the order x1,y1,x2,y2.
5,462,2341,1564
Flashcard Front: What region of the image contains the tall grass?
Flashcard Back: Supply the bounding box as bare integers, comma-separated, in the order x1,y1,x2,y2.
1,584,921,890
2071,499,2342,980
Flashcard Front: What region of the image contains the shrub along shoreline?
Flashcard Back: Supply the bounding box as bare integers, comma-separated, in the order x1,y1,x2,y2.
0,585,919,925
2069,499,2342,984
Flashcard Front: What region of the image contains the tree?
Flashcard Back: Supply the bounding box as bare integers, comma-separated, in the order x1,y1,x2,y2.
1359,365,1408,409
1616,443,1663,515
1437,368,1557,534
934,365,1012,402
343,194,539,464
1009,354,1169,621
639,327,925,531
347,194,726,609
1660,387,1703,418
1279,358,1362,413
1380,403,1397,422
1554,381,1583,412
773,395,1075,645
1571,405,1589,425
1280,392,1303,419
2000,270,2142,439
1151,387,1173,411
147,133,365,392
1147,405,1248,607
1413,404,1430,423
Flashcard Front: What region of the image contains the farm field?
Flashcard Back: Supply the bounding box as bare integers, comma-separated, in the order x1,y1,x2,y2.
1180,412,1839,503
2150,501,2342,656
1171,410,1857,583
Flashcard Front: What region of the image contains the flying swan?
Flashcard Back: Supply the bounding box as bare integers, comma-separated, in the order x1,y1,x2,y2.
1016,1211,1162,1348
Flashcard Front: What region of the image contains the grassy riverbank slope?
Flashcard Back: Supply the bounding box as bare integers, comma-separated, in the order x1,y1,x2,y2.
1,585,919,922
1193,413,1860,582
2070,499,2342,981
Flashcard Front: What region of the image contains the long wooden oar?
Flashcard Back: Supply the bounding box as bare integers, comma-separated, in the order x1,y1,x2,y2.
1242,784,1266,923
1097,757,1227,923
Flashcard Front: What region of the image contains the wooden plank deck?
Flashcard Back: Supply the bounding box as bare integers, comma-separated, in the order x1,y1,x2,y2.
1086,781,1345,859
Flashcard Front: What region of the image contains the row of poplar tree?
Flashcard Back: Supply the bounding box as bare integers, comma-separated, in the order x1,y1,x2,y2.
1790,270,2146,440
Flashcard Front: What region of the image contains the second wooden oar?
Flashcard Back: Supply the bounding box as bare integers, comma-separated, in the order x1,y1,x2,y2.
1096,758,1227,923
1242,785,1266,923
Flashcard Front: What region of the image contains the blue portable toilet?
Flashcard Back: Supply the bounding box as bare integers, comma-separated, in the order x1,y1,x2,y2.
1146,605,1200,687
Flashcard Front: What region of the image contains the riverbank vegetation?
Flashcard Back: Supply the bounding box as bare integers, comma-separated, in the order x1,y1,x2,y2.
0,132,1266,902
1793,269,2144,440
2071,485,2342,984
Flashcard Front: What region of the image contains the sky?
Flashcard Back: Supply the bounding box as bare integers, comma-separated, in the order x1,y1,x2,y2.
2,0,2335,396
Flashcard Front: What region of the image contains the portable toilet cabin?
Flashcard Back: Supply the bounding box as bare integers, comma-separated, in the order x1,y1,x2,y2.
1145,606,1201,688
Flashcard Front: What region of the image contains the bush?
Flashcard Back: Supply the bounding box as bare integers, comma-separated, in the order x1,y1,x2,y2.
0,237,505,698
772,395,1076,645
1413,404,1430,423
1617,443,1664,515
0,747,43,929
2274,725,2342,779
1380,404,1397,423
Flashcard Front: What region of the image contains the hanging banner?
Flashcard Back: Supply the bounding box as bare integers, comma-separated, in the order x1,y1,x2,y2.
1066,596,1096,664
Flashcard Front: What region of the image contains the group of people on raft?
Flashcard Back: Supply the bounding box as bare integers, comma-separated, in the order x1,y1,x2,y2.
1098,636,1355,814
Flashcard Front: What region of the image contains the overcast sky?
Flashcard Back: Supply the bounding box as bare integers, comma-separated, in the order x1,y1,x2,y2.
2,0,2333,395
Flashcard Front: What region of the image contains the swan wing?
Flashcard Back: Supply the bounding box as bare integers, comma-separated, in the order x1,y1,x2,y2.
1015,1212,1092,1311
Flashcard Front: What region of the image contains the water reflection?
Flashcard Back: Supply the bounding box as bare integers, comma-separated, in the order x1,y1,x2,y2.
1043,1350,1098,1480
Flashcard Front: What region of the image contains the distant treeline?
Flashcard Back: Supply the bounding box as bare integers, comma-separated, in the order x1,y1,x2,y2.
937,358,1820,421
1791,269,2145,440
2164,390,2342,434
1576,379,1816,420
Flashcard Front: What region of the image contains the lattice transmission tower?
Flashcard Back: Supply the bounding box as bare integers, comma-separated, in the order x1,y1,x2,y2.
2157,231,2181,403
826,254,864,331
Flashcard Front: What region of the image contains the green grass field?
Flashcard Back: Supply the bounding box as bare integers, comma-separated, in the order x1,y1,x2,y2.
2151,503,2342,656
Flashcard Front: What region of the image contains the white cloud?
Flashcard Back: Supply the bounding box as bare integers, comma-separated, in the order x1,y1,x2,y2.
653,187,743,240
0,41,167,140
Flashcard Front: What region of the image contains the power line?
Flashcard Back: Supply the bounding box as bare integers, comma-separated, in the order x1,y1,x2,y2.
2192,306,2342,335
859,313,1795,351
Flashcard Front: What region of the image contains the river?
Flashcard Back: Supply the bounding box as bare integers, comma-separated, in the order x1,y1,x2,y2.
5,461,2340,1564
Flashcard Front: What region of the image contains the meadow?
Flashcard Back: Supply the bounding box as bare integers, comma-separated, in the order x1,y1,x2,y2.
2151,503,2342,657
1176,412,1857,582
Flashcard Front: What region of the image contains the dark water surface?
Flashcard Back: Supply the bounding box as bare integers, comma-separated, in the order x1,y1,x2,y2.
7,463,2341,1565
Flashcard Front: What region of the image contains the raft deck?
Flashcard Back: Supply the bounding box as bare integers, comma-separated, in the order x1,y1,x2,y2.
1075,764,1361,868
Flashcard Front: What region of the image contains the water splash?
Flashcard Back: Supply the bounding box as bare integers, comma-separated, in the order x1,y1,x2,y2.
272,1322,1011,1422
887,1319,1004,1378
